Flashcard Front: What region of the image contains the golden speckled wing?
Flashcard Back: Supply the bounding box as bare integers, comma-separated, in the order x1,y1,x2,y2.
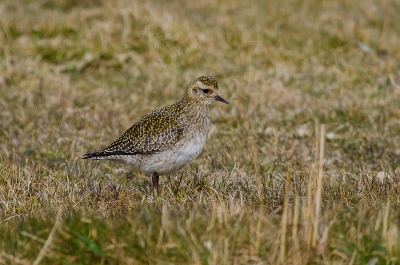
100,103,185,155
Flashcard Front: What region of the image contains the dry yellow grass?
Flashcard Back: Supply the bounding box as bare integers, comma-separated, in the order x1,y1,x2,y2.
1,0,400,264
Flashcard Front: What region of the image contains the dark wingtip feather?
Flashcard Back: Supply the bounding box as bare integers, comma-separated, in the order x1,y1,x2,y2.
82,150,136,159
82,152,97,159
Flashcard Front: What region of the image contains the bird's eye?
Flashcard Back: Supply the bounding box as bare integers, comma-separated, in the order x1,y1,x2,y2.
203,89,210,94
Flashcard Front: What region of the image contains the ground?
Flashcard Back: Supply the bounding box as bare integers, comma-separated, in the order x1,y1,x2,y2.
1,0,400,264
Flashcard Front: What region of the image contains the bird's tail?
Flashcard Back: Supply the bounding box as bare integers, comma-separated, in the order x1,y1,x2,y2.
82,151,111,160
82,150,132,160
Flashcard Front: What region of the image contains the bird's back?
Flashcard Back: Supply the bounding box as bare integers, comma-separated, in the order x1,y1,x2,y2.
82,101,209,160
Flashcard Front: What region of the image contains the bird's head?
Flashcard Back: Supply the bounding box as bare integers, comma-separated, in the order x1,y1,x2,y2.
184,76,229,106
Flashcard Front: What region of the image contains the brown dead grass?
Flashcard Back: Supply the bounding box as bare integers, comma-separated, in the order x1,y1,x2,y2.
1,0,400,264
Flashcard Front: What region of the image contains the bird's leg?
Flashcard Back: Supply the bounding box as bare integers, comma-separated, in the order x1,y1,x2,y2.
152,172,159,195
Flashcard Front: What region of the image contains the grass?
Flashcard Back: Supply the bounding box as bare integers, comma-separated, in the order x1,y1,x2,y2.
1,0,400,264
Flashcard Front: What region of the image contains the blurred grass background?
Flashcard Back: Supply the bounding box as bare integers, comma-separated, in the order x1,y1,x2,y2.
1,0,400,264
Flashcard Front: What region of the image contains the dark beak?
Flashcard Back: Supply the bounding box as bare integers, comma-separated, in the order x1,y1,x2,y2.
215,94,229,104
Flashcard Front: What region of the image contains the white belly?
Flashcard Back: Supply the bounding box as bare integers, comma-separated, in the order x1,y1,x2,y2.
122,135,207,175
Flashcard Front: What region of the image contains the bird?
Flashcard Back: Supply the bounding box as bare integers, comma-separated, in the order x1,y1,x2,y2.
83,76,228,194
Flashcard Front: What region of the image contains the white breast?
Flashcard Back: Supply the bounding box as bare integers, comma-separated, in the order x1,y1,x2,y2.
121,134,207,175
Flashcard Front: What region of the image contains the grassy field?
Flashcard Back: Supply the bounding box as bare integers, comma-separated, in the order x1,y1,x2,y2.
1,0,400,264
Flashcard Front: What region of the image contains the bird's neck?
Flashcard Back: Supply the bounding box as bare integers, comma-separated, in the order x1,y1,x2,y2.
183,104,210,134
177,98,209,122
181,93,208,109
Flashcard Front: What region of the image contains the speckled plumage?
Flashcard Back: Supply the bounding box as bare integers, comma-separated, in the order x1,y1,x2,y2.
83,76,228,192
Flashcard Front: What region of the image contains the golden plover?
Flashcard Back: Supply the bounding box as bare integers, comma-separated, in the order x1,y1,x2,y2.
83,76,228,193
